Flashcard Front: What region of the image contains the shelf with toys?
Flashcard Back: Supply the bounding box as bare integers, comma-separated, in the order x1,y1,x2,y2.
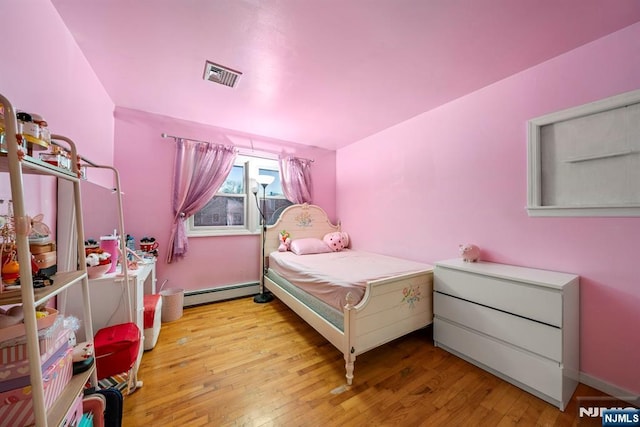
1,92,97,426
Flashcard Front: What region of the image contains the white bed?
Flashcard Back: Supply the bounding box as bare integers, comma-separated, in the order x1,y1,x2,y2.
263,203,434,385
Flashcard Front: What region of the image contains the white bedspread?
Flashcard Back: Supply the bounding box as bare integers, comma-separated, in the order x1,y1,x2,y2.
268,250,433,311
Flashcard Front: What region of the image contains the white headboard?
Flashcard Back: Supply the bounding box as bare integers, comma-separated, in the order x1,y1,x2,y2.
264,203,340,257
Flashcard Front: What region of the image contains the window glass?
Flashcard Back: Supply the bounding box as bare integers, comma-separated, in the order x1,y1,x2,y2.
220,165,244,194
257,167,292,222
265,198,294,225
194,196,245,226
187,156,292,236
192,164,246,227
258,168,283,197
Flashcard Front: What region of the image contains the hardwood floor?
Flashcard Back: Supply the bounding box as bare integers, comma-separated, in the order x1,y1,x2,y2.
123,297,623,426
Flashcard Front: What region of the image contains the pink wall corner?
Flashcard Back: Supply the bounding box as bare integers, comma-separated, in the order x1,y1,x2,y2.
0,1,114,239
336,23,640,394
1,0,115,188
113,107,336,294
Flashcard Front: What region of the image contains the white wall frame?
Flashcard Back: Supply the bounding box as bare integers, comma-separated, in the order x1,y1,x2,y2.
527,88,640,217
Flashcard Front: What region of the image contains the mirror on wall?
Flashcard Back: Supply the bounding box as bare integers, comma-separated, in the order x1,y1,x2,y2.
57,178,128,341
79,181,121,242
56,179,123,271
0,173,57,236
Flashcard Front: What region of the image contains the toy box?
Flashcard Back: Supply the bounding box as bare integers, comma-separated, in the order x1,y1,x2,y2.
0,327,70,384
0,316,65,364
33,250,56,269
0,346,73,427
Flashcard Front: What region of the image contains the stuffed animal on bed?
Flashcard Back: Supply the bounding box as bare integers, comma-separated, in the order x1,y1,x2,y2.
323,231,350,252
278,230,291,252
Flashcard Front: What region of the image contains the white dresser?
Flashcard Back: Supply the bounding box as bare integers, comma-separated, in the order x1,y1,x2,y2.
433,259,579,410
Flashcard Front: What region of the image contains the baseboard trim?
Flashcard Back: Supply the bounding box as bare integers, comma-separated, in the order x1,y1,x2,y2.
183,282,259,307
579,372,639,405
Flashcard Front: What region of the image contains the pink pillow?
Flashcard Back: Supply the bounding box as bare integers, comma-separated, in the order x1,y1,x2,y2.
290,238,332,255
323,232,349,252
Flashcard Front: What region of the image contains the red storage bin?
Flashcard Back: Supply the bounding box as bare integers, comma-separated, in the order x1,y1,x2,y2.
94,323,140,380
143,294,162,350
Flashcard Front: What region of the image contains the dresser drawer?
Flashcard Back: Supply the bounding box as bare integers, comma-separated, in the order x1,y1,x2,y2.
434,292,562,361
434,266,562,327
434,318,563,403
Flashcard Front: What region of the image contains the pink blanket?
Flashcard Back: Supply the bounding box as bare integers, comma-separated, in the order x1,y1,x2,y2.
268,250,433,311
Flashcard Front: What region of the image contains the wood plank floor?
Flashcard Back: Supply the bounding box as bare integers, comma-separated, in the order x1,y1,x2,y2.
123,297,625,426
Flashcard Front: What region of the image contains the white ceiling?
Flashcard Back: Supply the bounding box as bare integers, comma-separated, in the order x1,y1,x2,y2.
51,0,640,150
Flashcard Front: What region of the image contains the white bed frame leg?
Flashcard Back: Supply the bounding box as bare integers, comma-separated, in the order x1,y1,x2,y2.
344,292,356,385
345,352,355,385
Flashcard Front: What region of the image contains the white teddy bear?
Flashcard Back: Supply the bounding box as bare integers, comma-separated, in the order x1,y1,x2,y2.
86,253,100,267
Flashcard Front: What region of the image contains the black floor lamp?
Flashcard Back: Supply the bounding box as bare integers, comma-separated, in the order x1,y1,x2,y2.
253,175,274,303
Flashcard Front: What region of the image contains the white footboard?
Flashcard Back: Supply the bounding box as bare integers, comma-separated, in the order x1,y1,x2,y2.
344,270,433,384
265,269,433,385
349,270,433,355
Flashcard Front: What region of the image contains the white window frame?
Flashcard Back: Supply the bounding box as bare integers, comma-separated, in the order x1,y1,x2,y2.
527,88,640,217
186,154,287,236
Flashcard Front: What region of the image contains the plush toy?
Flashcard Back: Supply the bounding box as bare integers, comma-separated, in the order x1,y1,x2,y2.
459,244,480,262
72,341,94,362
278,230,291,252
0,305,24,329
85,249,111,267
64,316,81,347
323,231,349,252
86,253,100,267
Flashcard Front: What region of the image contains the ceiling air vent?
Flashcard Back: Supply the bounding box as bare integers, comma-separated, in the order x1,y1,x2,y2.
203,61,242,88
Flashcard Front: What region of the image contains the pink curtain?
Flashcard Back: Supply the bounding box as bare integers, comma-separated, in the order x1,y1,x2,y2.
167,138,237,263
279,156,312,204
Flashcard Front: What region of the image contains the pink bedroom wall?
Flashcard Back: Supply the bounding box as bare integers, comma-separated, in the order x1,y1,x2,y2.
0,0,115,236
113,107,336,294
0,0,115,188
337,23,640,394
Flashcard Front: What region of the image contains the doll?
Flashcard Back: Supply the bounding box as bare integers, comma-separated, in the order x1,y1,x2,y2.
278,230,291,252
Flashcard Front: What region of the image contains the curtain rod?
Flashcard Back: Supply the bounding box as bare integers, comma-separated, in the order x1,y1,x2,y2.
161,132,314,162
161,133,212,145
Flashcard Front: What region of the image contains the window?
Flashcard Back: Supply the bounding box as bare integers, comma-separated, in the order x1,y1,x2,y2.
187,155,293,236
256,167,294,225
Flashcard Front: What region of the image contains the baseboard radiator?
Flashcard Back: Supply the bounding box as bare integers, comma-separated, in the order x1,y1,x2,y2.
183,282,259,307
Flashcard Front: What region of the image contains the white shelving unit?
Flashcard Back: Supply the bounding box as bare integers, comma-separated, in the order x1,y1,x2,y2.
0,93,97,426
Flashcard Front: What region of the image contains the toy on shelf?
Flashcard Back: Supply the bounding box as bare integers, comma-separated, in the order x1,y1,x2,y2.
139,237,158,257
459,243,480,262
85,248,112,279
1,200,16,288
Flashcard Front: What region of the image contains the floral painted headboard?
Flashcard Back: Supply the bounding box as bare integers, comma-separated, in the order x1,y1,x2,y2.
264,203,340,257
